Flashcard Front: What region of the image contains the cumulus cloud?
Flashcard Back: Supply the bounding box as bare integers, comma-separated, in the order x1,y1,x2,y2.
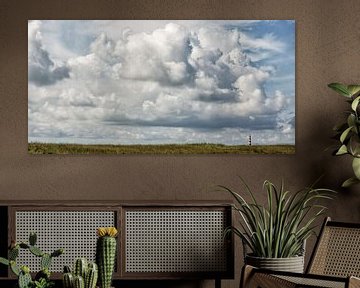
28,20,295,145
28,20,70,86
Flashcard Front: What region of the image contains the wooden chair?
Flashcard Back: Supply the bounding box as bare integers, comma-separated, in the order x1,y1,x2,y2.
241,217,360,288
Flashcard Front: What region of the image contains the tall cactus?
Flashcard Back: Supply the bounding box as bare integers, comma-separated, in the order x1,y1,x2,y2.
96,227,118,288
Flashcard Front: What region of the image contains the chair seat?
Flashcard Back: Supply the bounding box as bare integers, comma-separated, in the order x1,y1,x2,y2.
277,274,346,288
242,265,360,288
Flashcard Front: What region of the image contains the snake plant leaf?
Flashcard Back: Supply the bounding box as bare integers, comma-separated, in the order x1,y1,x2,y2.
336,144,348,155
347,85,360,97
352,157,360,179
351,96,360,111
221,179,335,258
328,83,351,97
340,126,353,143
342,177,360,188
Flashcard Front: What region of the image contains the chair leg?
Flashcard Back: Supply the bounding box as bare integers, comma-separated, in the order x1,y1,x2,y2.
215,278,221,288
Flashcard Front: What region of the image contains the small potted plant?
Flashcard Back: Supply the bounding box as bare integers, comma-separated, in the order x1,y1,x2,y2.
328,82,360,187
220,179,334,272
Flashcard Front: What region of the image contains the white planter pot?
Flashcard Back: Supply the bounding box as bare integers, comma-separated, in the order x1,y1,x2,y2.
245,254,305,273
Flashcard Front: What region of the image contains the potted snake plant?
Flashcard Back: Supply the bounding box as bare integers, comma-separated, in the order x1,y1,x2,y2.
220,179,334,273
328,83,360,187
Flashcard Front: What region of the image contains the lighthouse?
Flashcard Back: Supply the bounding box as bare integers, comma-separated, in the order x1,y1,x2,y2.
248,135,252,146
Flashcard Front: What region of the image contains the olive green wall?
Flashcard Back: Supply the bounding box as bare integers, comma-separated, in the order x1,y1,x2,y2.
1,0,360,287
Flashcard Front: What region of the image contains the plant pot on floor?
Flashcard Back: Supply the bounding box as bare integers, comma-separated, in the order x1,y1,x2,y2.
220,178,334,276
242,240,306,273
245,254,304,273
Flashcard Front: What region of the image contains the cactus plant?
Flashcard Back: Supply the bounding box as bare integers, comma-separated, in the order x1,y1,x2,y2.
0,232,63,288
41,254,52,270
63,272,74,288
9,247,19,260
35,268,50,282
29,246,44,257
10,260,21,276
73,275,85,288
74,258,88,279
96,227,118,288
85,262,98,288
0,257,9,266
19,268,32,288
29,232,37,246
33,277,54,288
62,259,98,288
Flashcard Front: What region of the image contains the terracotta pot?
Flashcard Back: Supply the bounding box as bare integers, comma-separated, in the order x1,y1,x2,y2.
245,254,304,273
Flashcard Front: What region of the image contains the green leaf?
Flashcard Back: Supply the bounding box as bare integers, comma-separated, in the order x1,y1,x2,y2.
340,126,352,143
349,135,360,156
347,114,356,128
351,96,360,111
342,177,360,188
0,257,9,266
328,83,350,97
333,122,348,132
336,144,348,155
347,85,360,97
352,157,360,179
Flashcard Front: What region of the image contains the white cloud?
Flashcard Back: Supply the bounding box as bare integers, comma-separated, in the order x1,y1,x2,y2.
240,32,286,53
28,20,294,145
28,21,70,86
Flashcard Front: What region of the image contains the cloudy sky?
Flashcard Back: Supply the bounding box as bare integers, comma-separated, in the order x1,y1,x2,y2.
28,20,295,145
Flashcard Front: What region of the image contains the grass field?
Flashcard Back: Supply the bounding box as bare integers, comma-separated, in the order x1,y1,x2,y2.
28,142,295,155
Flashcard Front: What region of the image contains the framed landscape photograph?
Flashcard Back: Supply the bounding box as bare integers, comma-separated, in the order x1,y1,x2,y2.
28,20,295,154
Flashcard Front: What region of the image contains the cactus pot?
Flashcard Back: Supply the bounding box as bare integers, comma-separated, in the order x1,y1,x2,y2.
245,254,304,273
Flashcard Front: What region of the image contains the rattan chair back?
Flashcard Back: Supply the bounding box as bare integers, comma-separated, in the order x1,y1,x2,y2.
307,217,360,278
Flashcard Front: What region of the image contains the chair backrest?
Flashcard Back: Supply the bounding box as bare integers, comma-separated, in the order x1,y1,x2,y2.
307,217,360,277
